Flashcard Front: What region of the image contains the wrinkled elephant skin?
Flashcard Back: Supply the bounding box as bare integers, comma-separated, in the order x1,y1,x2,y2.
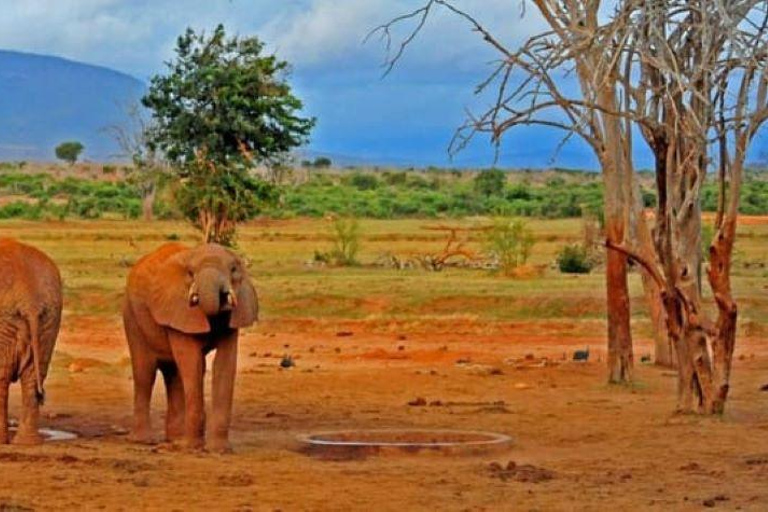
123,243,258,452
0,238,63,445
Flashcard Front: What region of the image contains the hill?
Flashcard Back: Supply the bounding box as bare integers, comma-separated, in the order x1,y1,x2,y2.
0,50,145,161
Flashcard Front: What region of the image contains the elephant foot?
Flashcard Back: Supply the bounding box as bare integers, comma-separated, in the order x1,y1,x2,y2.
179,437,205,452
12,430,43,446
165,428,185,443
128,429,154,445
208,438,232,454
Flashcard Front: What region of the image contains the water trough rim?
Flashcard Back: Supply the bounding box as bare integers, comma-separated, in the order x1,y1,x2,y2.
297,429,512,448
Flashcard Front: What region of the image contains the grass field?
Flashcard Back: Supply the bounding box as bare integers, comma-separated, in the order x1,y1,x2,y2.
0,216,767,510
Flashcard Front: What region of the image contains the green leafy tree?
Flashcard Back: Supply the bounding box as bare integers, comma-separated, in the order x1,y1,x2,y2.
142,24,315,244
313,156,332,168
55,141,84,165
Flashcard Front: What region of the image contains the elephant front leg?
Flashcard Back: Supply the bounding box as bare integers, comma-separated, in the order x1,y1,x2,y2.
169,332,205,450
128,353,157,444
13,369,42,445
210,330,238,453
160,363,185,442
0,378,8,444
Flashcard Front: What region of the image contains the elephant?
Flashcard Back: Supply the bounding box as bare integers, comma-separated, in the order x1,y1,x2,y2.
122,243,258,452
0,238,63,445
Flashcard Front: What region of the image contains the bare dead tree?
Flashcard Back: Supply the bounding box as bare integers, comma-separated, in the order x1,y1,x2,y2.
610,0,768,413
372,0,668,381
105,102,169,221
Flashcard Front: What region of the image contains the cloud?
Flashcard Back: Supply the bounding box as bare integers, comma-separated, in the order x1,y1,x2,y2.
263,0,548,76
0,0,548,79
0,1,586,166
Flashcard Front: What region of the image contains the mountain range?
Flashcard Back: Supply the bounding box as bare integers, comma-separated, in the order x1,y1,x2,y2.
0,50,145,161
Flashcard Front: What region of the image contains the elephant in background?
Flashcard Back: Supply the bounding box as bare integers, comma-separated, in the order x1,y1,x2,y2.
0,238,63,445
123,243,258,452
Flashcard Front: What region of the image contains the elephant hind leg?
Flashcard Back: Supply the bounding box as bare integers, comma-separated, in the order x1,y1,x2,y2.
12,366,43,445
159,362,185,442
0,378,8,444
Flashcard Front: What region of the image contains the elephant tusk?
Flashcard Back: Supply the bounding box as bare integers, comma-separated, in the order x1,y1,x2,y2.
227,290,237,308
188,282,200,306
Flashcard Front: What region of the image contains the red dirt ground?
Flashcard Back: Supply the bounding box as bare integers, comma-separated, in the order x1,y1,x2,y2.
1,313,768,511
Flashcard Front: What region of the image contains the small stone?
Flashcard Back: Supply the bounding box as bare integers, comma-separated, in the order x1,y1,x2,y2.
408,397,427,406
488,461,503,472
68,362,84,373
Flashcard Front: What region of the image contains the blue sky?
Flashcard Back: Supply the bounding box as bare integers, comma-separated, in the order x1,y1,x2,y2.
0,1,763,168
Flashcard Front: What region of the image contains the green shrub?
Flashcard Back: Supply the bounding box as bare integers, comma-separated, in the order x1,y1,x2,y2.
347,172,380,191
405,175,431,189
484,218,535,275
382,171,407,186
474,169,506,197
328,217,361,266
557,244,593,274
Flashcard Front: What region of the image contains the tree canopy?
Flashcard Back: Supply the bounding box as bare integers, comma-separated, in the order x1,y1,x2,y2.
55,141,84,165
142,24,314,243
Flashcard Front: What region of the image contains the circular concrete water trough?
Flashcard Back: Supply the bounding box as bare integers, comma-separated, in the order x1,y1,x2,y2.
9,427,78,442
297,429,512,459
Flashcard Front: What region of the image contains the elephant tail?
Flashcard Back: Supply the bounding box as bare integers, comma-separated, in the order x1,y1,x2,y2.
24,311,45,405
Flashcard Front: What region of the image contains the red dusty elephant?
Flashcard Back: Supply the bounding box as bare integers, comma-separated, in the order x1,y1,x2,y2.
0,238,63,445
122,243,258,452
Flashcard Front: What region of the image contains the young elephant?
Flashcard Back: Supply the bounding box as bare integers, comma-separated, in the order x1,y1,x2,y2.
123,243,258,452
0,238,63,445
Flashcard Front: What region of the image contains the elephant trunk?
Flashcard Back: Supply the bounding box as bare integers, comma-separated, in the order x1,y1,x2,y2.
196,267,232,317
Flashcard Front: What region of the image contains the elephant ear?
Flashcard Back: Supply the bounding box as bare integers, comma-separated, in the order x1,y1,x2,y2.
230,278,258,329
148,250,210,334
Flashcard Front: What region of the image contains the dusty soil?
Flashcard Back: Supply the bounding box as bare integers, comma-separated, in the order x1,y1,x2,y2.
0,218,766,511
0,315,766,511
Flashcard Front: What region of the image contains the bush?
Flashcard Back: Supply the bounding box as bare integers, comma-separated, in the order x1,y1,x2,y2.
474,169,506,197
347,172,380,191
557,244,593,274
485,218,535,275
328,217,361,266
382,171,407,186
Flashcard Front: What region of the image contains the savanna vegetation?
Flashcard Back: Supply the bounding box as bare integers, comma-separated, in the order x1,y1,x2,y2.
1,161,766,222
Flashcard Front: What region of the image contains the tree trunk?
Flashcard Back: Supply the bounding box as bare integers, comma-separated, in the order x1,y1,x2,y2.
141,184,156,222
629,176,674,366
595,83,634,384
606,244,633,382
